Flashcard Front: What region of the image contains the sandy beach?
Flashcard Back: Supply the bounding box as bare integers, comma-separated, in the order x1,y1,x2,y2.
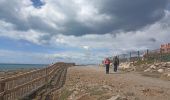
52,65,170,100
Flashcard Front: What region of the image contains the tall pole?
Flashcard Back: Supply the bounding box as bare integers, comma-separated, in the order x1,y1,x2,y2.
138,51,140,61
130,52,131,62
147,49,149,60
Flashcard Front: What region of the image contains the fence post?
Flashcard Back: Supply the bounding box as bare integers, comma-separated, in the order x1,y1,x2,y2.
130,52,131,62
0,82,5,100
147,49,149,60
138,51,140,61
45,67,48,92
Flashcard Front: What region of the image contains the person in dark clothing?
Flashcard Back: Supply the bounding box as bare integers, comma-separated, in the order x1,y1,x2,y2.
104,58,110,74
113,56,119,72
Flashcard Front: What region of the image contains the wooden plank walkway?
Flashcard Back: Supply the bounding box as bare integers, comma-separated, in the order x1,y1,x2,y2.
0,62,75,100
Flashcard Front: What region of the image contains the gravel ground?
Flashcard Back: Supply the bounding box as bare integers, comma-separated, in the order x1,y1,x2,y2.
53,65,170,100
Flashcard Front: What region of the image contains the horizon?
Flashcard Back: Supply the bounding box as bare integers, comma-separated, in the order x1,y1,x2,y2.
0,0,170,64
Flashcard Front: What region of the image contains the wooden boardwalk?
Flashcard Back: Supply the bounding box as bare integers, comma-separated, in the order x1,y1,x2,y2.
0,62,75,100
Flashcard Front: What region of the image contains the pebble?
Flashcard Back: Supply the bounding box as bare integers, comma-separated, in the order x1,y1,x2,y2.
167,74,170,77
150,65,156,69
157,69,164,73
107,94,128,100
144,68,151,72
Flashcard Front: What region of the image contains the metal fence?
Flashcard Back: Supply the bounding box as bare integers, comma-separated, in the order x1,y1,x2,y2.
111,49,170,63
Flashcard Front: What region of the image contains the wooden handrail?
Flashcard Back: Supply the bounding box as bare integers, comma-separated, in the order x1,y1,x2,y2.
0,62,75,100
0,64,56,83
5,74,47,93
0,69,44,83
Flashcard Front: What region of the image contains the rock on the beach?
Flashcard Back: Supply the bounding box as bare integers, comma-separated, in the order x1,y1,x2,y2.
102,85,112,91
167,62,170,68
167,74,170,77
144,68,151,72
108,95,127,100
154,63,160,67
73,91,79,95
119,63,131,69
162,63,168,68
150,65,156,69
158,69,164,73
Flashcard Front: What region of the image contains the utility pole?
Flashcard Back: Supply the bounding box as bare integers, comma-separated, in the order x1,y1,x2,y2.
130,52,131,62
147,49,149,60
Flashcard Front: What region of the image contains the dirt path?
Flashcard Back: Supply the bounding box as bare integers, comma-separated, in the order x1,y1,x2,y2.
53,65,170,100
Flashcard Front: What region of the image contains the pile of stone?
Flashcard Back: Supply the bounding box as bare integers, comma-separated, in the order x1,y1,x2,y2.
143,62,170,72
143,62,170,78
119,62,136,71
119,62,170,79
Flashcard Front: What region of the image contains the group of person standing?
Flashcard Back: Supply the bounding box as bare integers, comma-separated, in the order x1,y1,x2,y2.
104,56,119,74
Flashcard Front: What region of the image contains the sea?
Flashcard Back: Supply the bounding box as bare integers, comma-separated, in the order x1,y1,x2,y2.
0,63,48,71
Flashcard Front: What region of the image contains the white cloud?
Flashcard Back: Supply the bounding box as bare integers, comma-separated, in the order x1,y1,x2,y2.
1,0,167,36
83,46,89,50
75,0,111,27
0,29,47,45
0,20,15,31
53,10,170,55
0,49,101,64
0,10,170,64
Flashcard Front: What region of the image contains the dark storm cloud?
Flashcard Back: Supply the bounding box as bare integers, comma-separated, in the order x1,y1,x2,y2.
88,0,169,33
66,0,169,35
0,0,169,36
27,16,59,34
63,21,93,35
61,0,169,36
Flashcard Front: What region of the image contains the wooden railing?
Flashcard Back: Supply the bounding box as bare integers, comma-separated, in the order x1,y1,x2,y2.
0,62,75,100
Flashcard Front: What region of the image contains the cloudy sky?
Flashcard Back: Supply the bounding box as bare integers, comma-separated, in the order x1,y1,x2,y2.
0,0,170,64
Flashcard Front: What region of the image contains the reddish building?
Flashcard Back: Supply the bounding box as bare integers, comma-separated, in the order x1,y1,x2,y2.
161,43,170,53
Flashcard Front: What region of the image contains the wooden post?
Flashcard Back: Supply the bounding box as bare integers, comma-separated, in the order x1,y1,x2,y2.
130,52,131,62
138,51,140,60
147,49,149,60
45,67,48,92
0,82,5,100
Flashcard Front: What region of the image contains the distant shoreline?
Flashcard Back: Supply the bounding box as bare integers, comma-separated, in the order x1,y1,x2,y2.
0,63,48,71
0,63,49,65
